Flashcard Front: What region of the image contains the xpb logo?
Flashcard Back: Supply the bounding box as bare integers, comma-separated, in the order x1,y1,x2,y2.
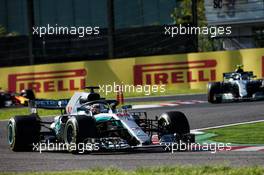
8,69,87,93
133,60,217,85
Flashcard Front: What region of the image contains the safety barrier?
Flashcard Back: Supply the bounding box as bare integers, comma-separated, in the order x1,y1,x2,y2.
0,48,263,98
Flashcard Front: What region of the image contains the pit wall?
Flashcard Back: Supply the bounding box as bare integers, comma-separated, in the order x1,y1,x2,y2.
1,48,263,98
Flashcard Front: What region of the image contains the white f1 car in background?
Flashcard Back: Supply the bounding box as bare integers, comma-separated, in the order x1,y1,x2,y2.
208,68,264,103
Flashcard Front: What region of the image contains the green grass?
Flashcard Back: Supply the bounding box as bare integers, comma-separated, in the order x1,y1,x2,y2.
0,166,263,175
0,100,171,120
0,88,205,121
0,101,165,120
207,122,264,144
0,108,61,120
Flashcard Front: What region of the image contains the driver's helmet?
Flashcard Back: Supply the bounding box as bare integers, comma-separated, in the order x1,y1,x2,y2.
20,89,26,97
90,104,101,115
235,65,244,73
234,73,240,80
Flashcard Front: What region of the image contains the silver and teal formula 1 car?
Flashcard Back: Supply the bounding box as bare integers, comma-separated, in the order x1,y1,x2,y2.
208,67,264,103
7,87,194,153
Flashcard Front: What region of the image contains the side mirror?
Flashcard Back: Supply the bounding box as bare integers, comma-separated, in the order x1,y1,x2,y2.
77,106,87,112
110,102,118,109
121,105,132,110
77,107,93,116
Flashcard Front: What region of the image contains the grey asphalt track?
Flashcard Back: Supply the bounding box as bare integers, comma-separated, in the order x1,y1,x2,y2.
0,94,264,172
125,94,206,103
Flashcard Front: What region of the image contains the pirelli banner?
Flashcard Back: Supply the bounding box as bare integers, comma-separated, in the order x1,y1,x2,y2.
0,48,263,98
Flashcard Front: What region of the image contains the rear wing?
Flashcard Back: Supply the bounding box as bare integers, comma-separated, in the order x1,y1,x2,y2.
29,99,69,114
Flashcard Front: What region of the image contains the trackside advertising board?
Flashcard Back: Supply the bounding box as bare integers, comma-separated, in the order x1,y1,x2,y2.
0,48,263,98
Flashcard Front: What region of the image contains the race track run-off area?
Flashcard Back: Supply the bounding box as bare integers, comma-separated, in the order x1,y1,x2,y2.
0,94,264,172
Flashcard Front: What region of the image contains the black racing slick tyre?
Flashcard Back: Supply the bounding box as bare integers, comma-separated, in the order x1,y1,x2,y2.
7,115,40,151
0,93,4,107
208,82,222,103
64,115,97,154
158,111,190,136
24,89,35,100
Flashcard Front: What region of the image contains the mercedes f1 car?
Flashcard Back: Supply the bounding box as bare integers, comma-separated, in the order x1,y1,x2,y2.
208,66,264,103
7,87,194,153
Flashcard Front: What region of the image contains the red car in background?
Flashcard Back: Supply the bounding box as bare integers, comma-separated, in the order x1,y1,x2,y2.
0,89,35,108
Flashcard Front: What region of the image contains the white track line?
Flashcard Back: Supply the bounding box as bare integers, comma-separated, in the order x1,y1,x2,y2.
132,100,207,109
233,146,264,152
193,119,264,131
132,104,162,109
125,93,206,100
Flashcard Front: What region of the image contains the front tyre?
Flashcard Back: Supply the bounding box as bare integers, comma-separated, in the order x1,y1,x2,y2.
7,115,40,151
64,115,97,154
208,82,222,103
158,111,190,136
158,111,194,152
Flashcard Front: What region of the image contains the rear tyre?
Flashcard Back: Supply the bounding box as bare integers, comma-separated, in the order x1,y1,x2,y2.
64,115,97,154
208,82,222,103
7,114,40,151
0,93,4,107
24,89,35,100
